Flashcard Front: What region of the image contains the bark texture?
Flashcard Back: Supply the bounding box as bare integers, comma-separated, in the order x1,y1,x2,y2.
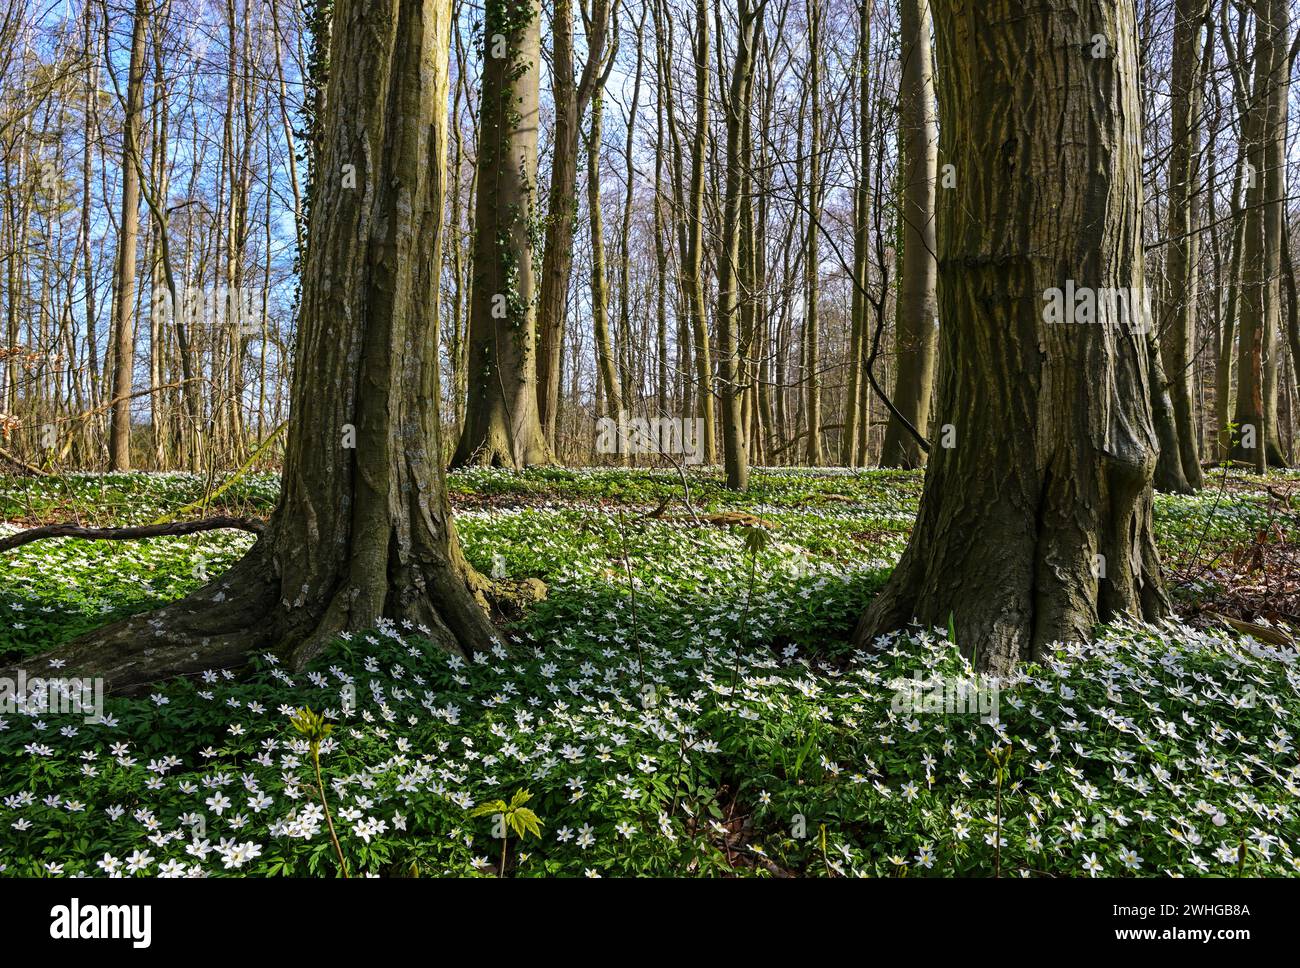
716,0,760,490
1154,0,1208,492
879,0,938,470
4,0,501,694
107,0,150,471
854,0,1170,672
1230,0,1290,469
452,0,551,468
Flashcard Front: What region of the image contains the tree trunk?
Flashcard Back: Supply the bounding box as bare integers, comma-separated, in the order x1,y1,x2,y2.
1259,0,1291,466
107,0,150,471
716,0,760,490
536,0,610,446
682,0,715,465
841,1,871,468
1156,0,1208,490
1218,141,1247,459
653,0,671,421
879,0,938,469
81,4,101,417
10,0,502,693
1148,331,1192,491
589,94,622,419
452,0,551,468
1230,0,1289,469
802,0,824,466
855,0,1169,673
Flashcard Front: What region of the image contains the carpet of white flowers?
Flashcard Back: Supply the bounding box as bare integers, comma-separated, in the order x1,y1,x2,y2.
0,467,1298,877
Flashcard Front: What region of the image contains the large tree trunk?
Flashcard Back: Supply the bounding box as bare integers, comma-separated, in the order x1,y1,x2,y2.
7,0,501,694
452,0,551,468
855,0,1169,673
879,0,938,470
107,0,150,471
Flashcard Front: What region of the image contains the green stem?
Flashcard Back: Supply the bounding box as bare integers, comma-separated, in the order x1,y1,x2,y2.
313,745,350,878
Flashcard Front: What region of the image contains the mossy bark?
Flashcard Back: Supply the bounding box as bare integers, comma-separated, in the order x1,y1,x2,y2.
452,0,551,469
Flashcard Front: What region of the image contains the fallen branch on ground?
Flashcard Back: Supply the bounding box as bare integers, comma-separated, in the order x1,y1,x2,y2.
1205,610,1295,647
0,516,265,553
0,445,48,477
660,511,776,528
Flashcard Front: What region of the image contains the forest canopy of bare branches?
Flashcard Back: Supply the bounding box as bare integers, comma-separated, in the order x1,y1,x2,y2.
5,0,1290,478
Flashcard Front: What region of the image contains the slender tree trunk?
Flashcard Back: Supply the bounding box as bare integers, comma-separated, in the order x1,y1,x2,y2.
1218,143,1247,459
589,94,621,418
1260,0,1291,465
683,0,715,464
108,0,150,471
753,30,775,467
148,21,172,469
536,0,610,446
803,0,824,465
81,5,101,417
879,0,938,469
538,0,579,441
1156,0,1208,490
653,0,670,420
618,7,646,415
841,1,871,468
716,0,760,490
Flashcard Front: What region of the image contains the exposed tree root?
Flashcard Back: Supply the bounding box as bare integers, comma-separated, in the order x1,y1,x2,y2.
0,534,543,696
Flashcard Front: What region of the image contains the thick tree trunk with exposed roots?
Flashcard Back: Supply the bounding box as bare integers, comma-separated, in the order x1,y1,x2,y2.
3,0,503,694
854,0,1170,673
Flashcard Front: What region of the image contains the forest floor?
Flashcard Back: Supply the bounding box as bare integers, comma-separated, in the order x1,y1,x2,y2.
0,466,1298,877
